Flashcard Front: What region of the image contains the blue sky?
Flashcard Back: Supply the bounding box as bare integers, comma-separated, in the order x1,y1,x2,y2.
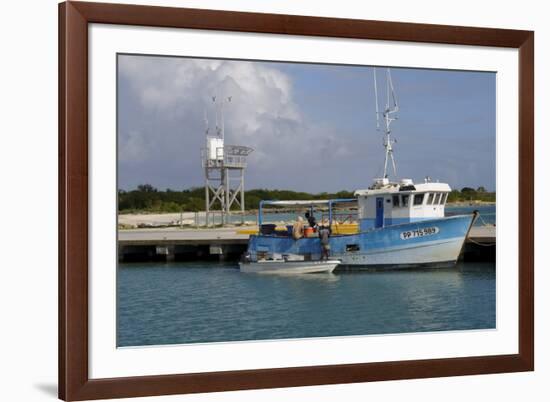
118,55,495,192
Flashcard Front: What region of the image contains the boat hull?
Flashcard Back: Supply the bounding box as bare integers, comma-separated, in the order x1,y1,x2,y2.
336,237,464,269
246,213,476,269
239,260,340,274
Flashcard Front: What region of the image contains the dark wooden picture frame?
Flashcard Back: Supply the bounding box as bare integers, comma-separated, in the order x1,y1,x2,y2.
59,1,534,400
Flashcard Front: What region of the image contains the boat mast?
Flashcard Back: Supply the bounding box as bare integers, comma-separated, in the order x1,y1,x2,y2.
374,68,399,179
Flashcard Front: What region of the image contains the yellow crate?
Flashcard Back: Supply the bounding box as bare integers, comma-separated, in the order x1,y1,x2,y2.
236,228,259,235
331,223,358,235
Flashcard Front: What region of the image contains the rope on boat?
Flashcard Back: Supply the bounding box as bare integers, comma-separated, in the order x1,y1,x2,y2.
468,214,497,247
468,238,496,247
468,213,496,246
477,214,492,226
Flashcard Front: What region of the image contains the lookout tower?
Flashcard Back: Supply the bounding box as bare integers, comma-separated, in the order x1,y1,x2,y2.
201,96,253,226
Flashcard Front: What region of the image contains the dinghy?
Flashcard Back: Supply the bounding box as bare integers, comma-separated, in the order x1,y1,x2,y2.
239,255,340,274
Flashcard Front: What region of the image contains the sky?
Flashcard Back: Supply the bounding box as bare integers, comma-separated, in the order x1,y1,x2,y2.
117,54,496,193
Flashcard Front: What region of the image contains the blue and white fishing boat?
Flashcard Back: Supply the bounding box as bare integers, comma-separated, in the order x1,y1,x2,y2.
244,68,478,269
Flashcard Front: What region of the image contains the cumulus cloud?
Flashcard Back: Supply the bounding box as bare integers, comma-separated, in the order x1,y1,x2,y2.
117,55,358,191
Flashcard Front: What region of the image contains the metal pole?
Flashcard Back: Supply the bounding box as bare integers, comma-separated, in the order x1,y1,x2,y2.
329,201,333,227
383,133,389,178
205,169,210,227
218,169,223,225
225,168,230,225
240,169,245,224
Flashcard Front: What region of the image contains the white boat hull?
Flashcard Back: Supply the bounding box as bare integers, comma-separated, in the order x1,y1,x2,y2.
335,236,464,268
239,260,340,274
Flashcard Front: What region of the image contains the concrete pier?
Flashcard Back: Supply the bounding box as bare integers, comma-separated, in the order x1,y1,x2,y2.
118,225,495,263
461,225,496,262
118,227,248,262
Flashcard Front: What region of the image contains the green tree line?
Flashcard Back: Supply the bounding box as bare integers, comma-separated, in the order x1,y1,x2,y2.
446,187,495,203
118,184,494,213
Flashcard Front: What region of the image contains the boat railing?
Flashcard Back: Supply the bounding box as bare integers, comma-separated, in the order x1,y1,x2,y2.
322,212,358,225
258,198,357,227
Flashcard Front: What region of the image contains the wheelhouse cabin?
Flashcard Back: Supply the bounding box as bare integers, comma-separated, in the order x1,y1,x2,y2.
354,178,451,231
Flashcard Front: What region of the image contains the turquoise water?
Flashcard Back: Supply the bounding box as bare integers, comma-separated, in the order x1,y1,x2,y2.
117,261,495,347
446,205,495,226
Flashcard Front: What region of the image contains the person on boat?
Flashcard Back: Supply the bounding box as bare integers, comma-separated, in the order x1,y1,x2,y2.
292,216,305,240
305,211,317,230
318,225,332,260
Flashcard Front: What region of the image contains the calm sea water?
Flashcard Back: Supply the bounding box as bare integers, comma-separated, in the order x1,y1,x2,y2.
117,261,495,347
446,204,495,225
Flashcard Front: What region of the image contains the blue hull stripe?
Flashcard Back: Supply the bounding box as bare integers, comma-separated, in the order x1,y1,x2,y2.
248,214,475,264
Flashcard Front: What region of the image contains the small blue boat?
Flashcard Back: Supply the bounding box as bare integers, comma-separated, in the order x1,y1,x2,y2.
244,68,478,269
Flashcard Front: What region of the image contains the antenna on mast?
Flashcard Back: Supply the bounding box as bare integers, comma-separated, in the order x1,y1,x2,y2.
220,96,231,140
212,96,222,137
203,109,210,135
373,67,399,179
374,69,381,131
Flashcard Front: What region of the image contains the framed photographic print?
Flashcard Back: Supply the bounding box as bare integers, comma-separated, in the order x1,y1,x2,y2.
59,1,534,400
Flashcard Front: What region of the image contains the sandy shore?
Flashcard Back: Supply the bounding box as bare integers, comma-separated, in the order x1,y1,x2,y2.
118,212,201,228
118,211,258,228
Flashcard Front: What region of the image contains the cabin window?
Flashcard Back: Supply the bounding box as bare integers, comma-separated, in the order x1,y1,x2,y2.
392,195,400,207
434,193,442,205
346,244,360,252
401,194,409,207
427,193,435,204
413,193,425,206
440,193,448,205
